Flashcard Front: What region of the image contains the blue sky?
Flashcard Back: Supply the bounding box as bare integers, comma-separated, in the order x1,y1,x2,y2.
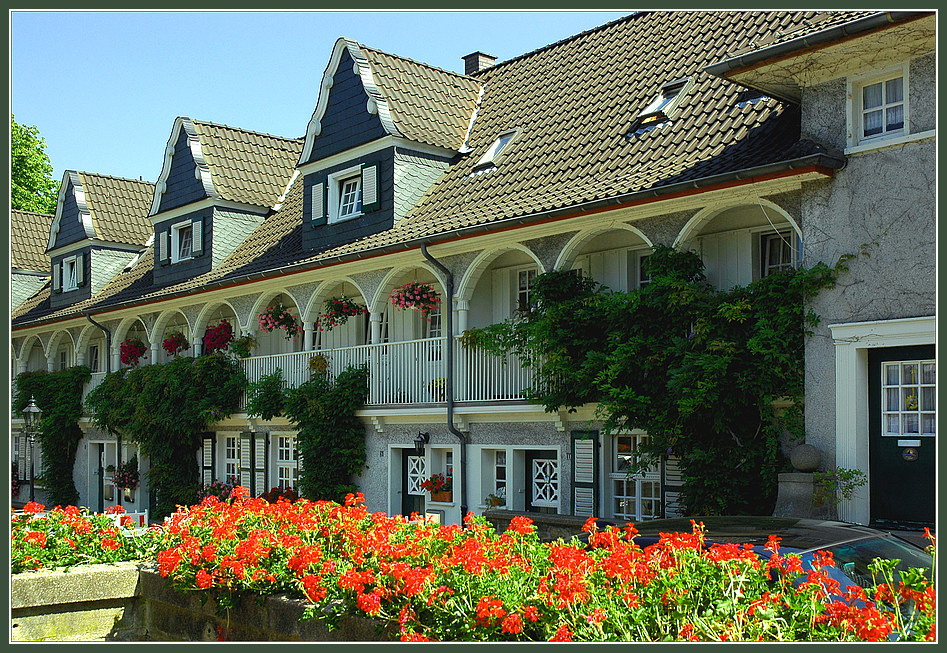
11,10,631,184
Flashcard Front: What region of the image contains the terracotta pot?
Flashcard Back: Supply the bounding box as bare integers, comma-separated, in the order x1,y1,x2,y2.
430,490,453,503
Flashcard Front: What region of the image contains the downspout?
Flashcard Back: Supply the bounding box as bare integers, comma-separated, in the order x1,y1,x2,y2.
420,243,469,521
86,312,120,506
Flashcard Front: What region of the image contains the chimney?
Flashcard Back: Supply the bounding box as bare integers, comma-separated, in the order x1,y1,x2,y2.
463,51,497,75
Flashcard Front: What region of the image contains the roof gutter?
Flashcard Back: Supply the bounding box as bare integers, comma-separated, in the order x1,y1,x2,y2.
12,151,844,330
705,12,927,80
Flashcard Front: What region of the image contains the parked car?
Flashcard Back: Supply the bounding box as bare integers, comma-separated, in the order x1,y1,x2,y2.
577,515,933,589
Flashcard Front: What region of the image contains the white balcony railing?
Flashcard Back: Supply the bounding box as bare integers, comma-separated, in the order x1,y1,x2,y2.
240,337,536,407
83,372,108,403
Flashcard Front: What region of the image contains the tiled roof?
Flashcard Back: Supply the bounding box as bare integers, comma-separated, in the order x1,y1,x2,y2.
192,120,303,207
11,209,53,272
13,11,866,328
78,172,154,246
361,46,482,151
720,10,878,60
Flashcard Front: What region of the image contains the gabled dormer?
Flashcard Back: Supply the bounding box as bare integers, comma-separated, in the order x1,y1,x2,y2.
297,38,483,253
46,171,154,311
149,117,302,285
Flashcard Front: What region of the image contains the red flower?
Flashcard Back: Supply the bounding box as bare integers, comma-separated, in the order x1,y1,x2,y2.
23,531,47,547
196,569,214,589
23,500,45,514
101,538,121,550
475,595,506,626
523,605,541,622
501,613,523,635
357,591,382,615
508,515,534,536
549,624,573,641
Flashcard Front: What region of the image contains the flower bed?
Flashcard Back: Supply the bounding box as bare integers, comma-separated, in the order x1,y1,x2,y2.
12,494,936,642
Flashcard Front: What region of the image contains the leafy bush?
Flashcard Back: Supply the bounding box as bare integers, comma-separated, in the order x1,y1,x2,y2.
245,369,285,421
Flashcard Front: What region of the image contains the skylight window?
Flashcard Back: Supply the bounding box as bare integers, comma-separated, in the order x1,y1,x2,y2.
474,130,518,169
631,78,691,133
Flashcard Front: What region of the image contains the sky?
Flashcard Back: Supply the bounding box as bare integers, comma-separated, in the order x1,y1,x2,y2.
11,10,631,185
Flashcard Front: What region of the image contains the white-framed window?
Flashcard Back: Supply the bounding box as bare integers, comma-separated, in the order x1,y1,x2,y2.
424,306,442,339
59,349,68,371
225,435,241,483
636,252,651,288
494,450,507,500
89,345,100,374
882,360,935,437
760,231,800,277
516,267,538,313
276,436,298,489
848,63,909,150
633,78,691,132
62,256,78,291
328,165,363,223
475,130,517,169
610,434,661,521
171,221,193,263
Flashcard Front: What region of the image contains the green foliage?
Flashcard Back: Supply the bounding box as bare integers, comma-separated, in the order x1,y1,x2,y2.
13,366,92,507
467,245,840,515
85,354,247,518
11,114,60,213
245,369,286,421
283,366,369,502
813,467,868,507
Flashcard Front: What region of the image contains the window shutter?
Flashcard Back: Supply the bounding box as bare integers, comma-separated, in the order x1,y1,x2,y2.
361,161,380,212
75,252,85,287
311,180,327,226
159,230,169,266
52,262,61,293
18,437,27,480
191,218,203,256
254,433,268,497
201,434,215,486
662,456,685,519
239,431,253,492
572,431,598,517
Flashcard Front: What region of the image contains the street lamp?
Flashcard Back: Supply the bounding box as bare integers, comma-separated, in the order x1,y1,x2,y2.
414,431,430,456
22,396,42,502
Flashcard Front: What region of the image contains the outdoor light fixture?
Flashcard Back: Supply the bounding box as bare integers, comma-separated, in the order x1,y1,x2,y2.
414,431,430,456
22,396,42,502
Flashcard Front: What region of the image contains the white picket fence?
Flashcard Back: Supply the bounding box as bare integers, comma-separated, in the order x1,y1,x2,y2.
240,337,537,406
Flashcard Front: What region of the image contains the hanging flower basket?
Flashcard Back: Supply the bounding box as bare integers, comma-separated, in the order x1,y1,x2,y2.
390,281,441,319
258,302,302,340
318,296,366,331
229,334,258,358
120,337,147,366
203,319,235,354
113,456,140,491
161,330,189,357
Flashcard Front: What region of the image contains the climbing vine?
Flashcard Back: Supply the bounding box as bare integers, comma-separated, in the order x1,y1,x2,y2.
13,366,92,507
283,366,369,503
85,353,246,518
467,245,844,515
245,369,286,421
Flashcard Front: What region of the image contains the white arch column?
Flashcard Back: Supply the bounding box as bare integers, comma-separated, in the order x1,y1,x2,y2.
369,312,384,344
150,342,160,365
76,351,86,366
454,299,469,336
192,336,203,357
46,355,56,372
111,347,121,371
303,321,315,351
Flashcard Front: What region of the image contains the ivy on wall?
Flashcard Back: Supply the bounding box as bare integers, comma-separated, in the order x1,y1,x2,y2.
13,366,92,507
466,245,843,515
284,366,369,503
85,353,246,518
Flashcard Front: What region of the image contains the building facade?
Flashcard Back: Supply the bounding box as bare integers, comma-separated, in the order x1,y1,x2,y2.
11,11,935,528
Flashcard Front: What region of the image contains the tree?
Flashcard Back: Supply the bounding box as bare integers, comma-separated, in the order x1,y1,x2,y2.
12,114,59,213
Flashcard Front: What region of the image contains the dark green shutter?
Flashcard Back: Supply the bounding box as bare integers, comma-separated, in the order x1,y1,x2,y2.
361,161,380,212
572,430,599,517
238,431,268,496
239,431,253,492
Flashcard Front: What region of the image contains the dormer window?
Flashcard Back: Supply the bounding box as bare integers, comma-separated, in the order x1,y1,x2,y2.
631,78,691,133
339,175,363,219
62,256,78,291
172,221,193,263
474,130,517,170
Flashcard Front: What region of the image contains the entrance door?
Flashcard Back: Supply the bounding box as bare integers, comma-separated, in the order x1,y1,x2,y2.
525,450,559,514
868,345,935,528
401,452,426,517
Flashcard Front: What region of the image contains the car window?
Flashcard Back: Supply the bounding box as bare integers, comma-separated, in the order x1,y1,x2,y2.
807,536,932,588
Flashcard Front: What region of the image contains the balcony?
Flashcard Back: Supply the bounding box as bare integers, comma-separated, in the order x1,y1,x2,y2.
241,337,534,406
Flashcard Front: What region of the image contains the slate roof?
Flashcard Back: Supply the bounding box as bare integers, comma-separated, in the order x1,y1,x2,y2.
360,45,482,151
77,172,155,246
11,210,54,272
14,10,871,328
189,120,303,208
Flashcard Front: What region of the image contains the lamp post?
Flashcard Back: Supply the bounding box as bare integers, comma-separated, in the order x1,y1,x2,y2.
22,396,42,502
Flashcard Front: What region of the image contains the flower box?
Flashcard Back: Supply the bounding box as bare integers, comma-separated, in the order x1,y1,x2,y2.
430,490,453,503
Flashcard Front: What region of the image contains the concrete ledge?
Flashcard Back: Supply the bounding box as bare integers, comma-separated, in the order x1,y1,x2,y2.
11,561,141,609
484,509,589,542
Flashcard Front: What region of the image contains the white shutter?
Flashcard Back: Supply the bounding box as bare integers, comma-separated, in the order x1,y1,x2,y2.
191,219,203,256
159,230,168,264
663,456,685,518
201,436,215,486
311,181,325,224
52,262,61,292
18,437,27,480
361,162,379,211
239,431,253,491
75,252,85,287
